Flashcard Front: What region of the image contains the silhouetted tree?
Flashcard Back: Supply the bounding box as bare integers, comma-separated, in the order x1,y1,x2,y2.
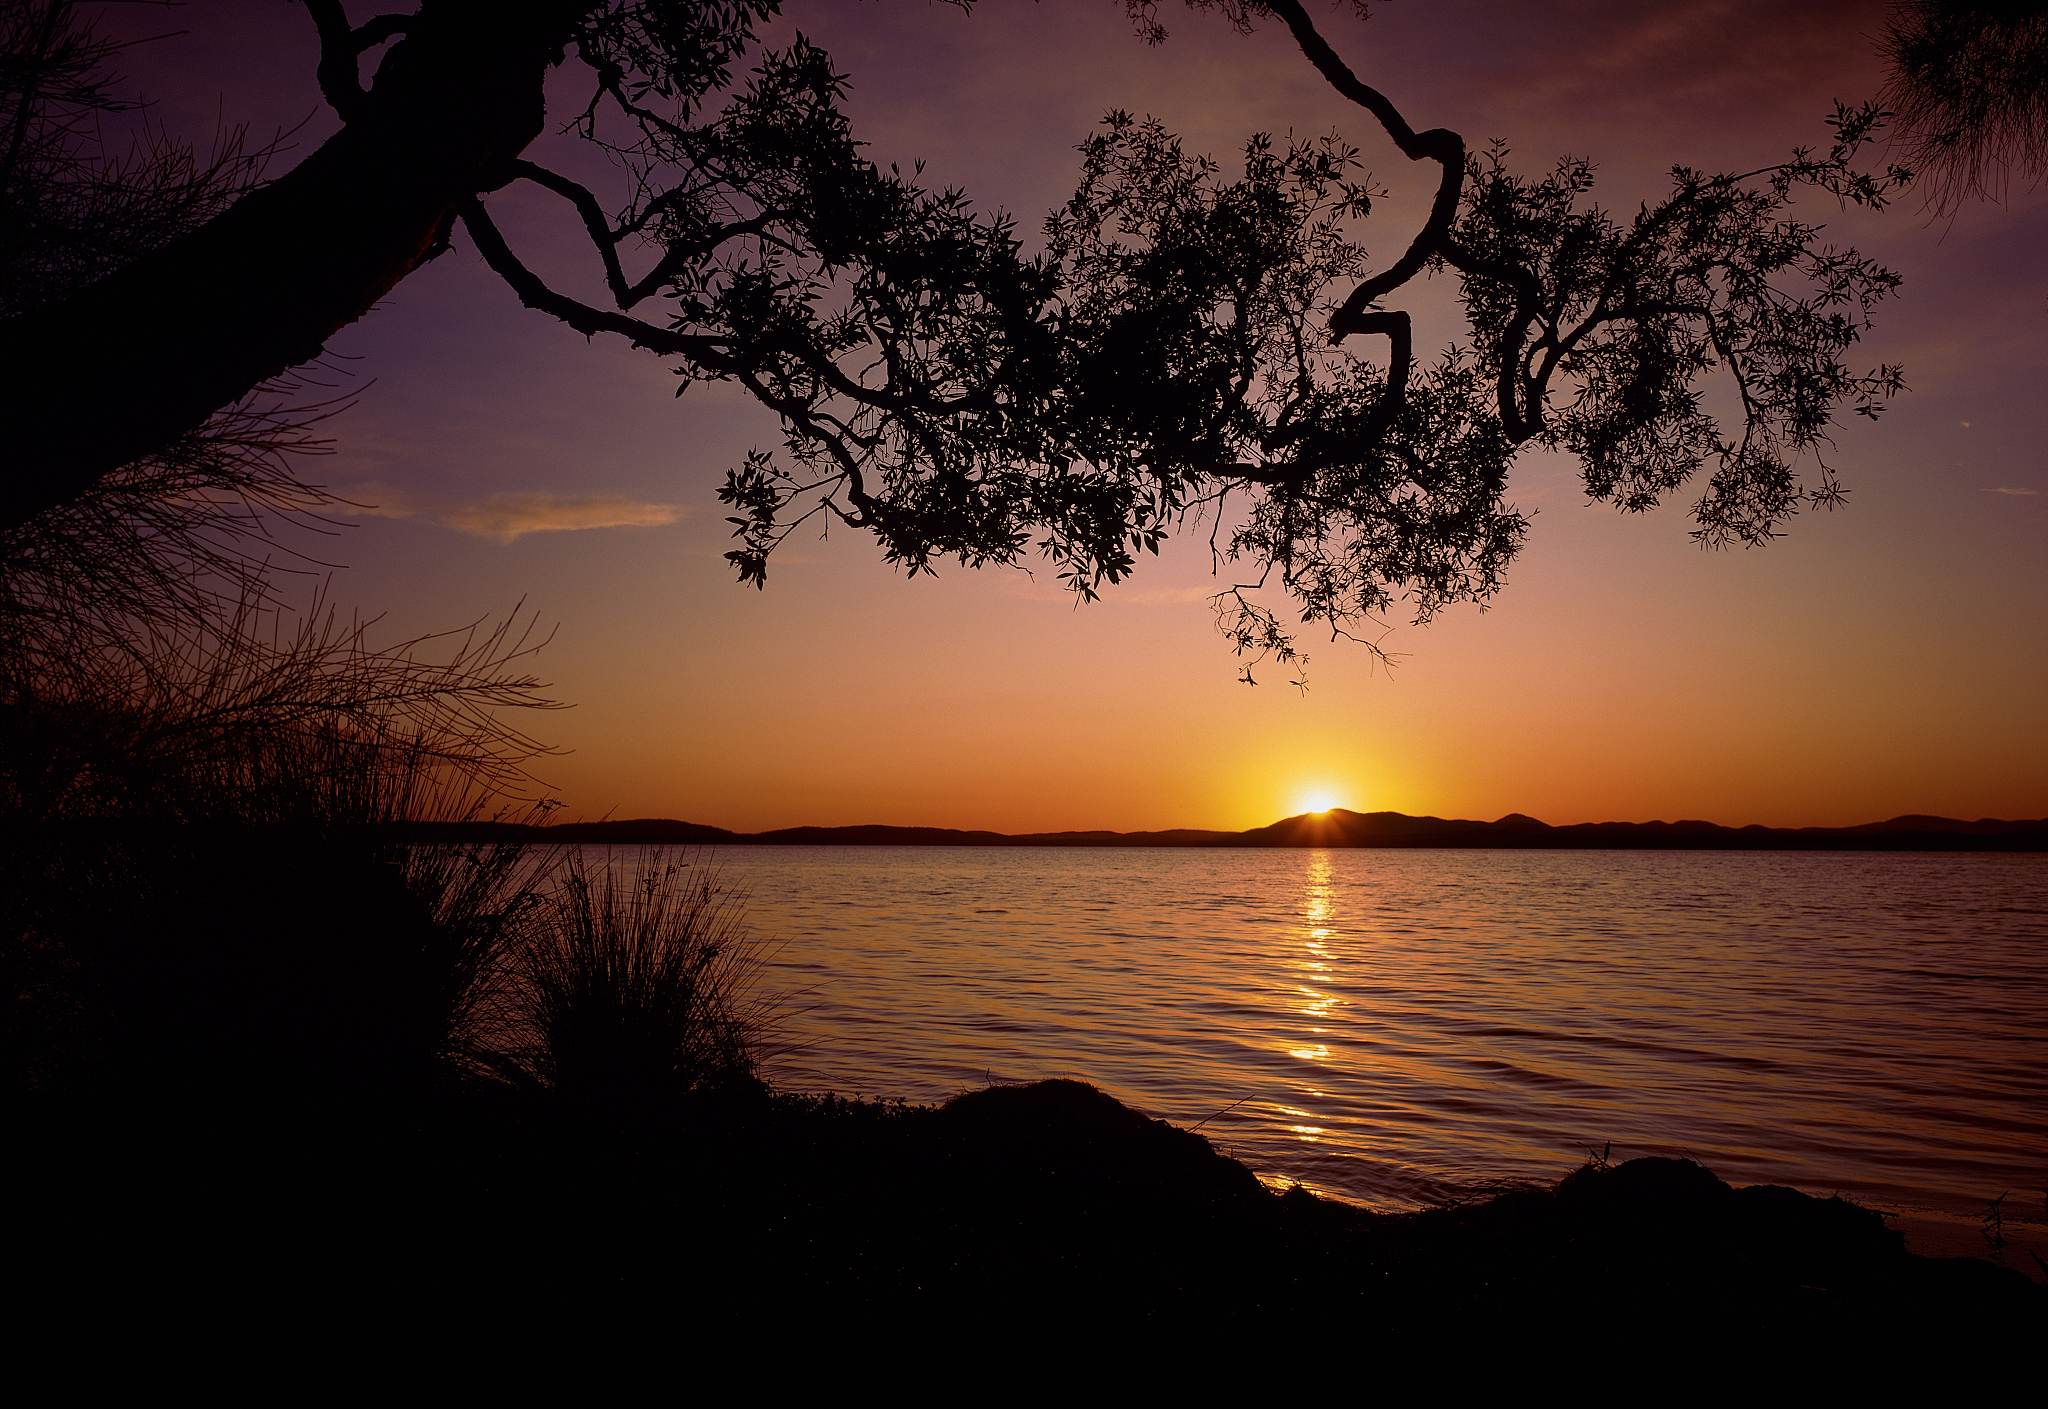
0,0,332,650
1879,0,2048,213
0,4,567,1099
0,0,559,797
0,0,1910,674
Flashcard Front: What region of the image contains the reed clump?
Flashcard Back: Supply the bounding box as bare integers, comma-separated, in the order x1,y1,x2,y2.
0,564,565,1109
2,729,555,1110
508,849,770,1125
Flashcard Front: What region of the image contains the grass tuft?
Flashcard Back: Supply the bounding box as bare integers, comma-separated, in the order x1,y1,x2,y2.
513,848,769,1123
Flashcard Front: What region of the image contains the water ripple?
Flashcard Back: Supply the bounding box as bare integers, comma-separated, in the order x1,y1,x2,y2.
674,845,2045,1219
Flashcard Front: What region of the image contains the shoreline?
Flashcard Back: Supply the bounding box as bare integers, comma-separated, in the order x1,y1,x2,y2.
16,1077,2040,1334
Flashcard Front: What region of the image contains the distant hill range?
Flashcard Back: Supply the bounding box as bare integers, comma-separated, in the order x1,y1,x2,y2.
407,809,2048,851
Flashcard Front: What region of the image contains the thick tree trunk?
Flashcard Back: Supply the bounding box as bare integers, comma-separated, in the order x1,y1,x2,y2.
0,0,583,534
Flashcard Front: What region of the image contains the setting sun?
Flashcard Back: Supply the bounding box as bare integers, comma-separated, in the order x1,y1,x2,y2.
1299,789,1344,815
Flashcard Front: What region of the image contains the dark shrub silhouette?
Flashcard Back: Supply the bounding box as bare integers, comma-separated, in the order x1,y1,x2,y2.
513,849,768,1125
2,722,552,1108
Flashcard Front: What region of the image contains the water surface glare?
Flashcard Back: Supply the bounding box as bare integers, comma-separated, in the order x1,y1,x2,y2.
695,846,2043,1218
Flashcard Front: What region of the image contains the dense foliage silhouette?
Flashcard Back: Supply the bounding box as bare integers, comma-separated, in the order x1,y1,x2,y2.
0,0,1913,674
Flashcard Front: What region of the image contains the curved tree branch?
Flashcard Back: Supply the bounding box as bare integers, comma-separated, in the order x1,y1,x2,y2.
508,159,782,310
301,0,369,121
1260,1,1566,450
303,2,413,123
456,196,716,359
351,14,415,52
457,195,883,525
1261,0,1467,338
0,0,584,536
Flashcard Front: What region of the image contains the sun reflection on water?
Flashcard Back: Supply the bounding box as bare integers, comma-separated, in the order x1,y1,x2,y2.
1282,854,1344,1079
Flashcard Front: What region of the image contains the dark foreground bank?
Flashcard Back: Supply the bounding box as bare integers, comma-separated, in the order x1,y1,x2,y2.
15,1079,2038,1357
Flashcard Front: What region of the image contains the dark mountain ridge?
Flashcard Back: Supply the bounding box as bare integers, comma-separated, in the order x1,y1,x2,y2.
403,809,2048,851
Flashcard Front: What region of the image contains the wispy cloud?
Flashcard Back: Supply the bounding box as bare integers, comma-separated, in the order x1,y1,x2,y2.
343,484,684,542
1981,486,2039,497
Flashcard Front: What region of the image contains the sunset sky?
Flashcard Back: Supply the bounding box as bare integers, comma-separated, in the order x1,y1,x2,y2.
109,0,2044,832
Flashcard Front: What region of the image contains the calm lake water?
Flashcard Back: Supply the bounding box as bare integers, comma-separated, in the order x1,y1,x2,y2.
679,846,2044,1225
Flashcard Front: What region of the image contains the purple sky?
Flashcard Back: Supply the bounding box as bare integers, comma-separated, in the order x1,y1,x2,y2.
97,1,2046,829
